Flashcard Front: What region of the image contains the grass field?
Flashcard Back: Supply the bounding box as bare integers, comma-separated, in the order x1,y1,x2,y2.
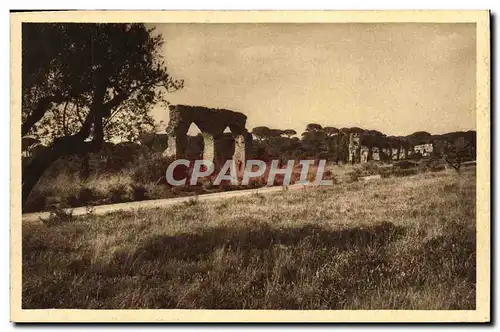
23,158,335,213
22,167,476,309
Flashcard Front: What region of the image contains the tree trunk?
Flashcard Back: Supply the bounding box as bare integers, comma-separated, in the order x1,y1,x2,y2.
22,147,60,207
80,153,90,180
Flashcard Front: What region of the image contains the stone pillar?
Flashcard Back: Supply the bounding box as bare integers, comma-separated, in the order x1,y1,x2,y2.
392,148,399,160
233,134,246,171
372,147,380,161
202,133,215,163
163,133,187,159
399,147,407,160
163,134,177,158
163,105,189,159
360,146,369,163
348,133,361,164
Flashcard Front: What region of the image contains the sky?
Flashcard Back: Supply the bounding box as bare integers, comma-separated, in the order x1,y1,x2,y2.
150,23,476,136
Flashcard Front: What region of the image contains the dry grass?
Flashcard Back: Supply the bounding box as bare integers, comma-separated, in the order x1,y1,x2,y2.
23,160,336,212
22,167,476,309
24,171,173,212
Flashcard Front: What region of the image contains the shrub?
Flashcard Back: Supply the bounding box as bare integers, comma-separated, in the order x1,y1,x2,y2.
376,166,394,178
358,161,380,175
199,177,215,190
394,160,418,170
24,190,48,213
247,174,268,188
108,183,134,203
320,169,337,184
144,183,173,200
132,155,175,185
103,143,150,172
346,168,363,182
78,187,97,203
392,168,418,177
418,158,446,173
132,184,149,201
67,185,105,207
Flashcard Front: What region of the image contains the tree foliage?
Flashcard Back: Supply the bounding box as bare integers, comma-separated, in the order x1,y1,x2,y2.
283,129,297,138
21,23,183,204
323,127,339,137
251,126,271,141
268,129,285,138
436,135,475,173
406,131,432,146
23,23,182,142
305,123,323,132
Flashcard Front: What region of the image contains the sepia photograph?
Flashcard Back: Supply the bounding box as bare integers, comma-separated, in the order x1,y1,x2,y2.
10,10,490,322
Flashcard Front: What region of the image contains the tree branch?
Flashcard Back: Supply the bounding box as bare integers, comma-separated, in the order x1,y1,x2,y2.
103,106,124,129
102,92,129,117
62,101,69,135
74,103,86,126
22,94,65,136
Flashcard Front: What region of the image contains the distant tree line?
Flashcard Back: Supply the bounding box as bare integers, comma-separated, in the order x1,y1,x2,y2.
248,124,476,165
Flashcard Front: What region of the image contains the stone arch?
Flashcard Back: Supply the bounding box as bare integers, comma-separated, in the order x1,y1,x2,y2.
185,122,205,160
187,122,202,136
164,105,250,169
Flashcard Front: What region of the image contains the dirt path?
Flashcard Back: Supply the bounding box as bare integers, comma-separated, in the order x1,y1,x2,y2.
22,183,320,223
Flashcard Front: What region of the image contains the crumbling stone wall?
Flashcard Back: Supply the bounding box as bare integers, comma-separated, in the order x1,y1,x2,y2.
413,143,433,157
164,105,249,167
345,133,410,164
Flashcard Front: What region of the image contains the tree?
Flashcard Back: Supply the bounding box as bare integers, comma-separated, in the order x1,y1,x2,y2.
33,103,157,144
305,123,323,132
301,130,327,141
439,136,473,173
268,129,285,138
337,133,350,163
301,130,327,157
406,131,432,146
283,129,297,138
348,127,365,134
366,129,384,137
323,126,339,137
251,126,271,141
21,23,183,205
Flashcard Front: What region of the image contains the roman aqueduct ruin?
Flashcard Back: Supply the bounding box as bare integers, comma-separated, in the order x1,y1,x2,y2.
163,104,250,169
